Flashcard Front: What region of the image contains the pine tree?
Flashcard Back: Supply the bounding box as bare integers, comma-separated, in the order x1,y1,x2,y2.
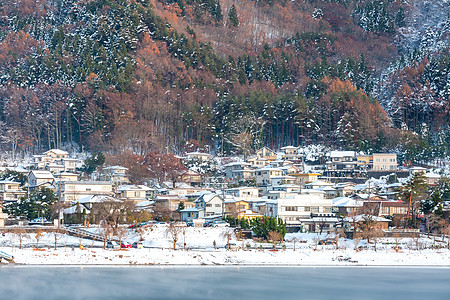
228,4,239,27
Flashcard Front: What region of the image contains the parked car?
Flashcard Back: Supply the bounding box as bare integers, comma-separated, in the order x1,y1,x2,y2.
132,242,143,249
28,217,51,225
120,242,132,249
213,220,230,227
186,222,194,227
106,241,120,249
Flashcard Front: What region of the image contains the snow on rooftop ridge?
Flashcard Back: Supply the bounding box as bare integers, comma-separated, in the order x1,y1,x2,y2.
44,149,69,155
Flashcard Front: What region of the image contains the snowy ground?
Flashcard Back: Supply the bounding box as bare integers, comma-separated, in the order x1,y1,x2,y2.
1,227,449,266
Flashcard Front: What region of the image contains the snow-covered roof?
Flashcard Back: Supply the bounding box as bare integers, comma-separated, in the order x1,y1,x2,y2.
425,173,440,179
305,180,334,187
136,200,155,208
315,186,337,192
77,195,120,204
63,205,90,214
329,151,355,158
117,185,152,192
343,215,390,222
180,207,202,213
281,146,298,150
332,197,363,207
255,166,282,172
103,165,128,170
29,170,54,179
223,162,251,167
44,149,69,155
0,180,21,184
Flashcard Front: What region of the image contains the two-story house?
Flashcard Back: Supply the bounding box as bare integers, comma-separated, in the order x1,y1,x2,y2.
255,167,283,186
0,181,27,204
194,193,224,217
116,185,152,203
60,181,113,203
28,170,55,191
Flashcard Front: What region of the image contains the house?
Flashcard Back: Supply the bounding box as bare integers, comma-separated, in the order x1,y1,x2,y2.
272,191,335,231
185,152,211,161
372,153,397,171
0,204,8,227
326,151,357,174
70,195,120,211
101,166,129,184
44,149,69,160
224,187,259,198
28,170,55,191
180,207,204,222
334,182,356,196
179,169,202,186
31,149,78,172
54,172,78,182
153,194,183,212
0,181,27,204
410,166,427,174
224,198,251,218
117,185,152,203
255,147,277,160
378,201,408,217
332,196,363,217
58,158,79,173
60,181,113,203
246,156,269,168
270,175,296,186
280,146,302,160
304,180,333,190
291,173,320,188
194,193,223,216
343,214,391,231
357,154,373,169
255,167,283,186
424,173,441,185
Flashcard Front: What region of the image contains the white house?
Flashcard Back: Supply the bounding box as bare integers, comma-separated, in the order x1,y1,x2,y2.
28,170,55,191
194,193,224,216
117,185,151,203
0,181,26,204
272,190,336,231
60,181,113,203
255,167,283,186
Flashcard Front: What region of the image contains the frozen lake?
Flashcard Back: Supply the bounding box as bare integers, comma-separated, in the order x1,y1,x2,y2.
1,266,449,299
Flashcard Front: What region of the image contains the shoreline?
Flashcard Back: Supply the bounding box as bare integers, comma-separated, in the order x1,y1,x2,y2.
3,263,450,268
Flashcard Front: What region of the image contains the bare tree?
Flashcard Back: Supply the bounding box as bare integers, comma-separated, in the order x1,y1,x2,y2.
15,228,29,249
220,228,234,250
53,230,63,250
166,223,182,250
268,230,283,250
99,220,112,249
289,237,299,251
35,229,43,248
116,227,127,247
90,199,135,235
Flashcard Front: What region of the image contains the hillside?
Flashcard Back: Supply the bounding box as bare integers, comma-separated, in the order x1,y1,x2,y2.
0,0,449,162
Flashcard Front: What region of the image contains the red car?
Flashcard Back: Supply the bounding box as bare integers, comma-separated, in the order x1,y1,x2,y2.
120,242,132,248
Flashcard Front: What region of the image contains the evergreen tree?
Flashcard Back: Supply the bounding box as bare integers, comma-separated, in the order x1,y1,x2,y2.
228,4,239,27
6,187,57,220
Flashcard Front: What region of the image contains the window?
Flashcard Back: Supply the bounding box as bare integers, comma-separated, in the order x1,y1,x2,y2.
311,207,319,212
135,192,140,197
86,188,91,191
215,204,221,207
304,207,310,212
206,204,212,207
285,206,297,211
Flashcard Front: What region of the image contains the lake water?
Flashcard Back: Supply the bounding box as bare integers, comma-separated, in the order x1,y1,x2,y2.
0,266,449,299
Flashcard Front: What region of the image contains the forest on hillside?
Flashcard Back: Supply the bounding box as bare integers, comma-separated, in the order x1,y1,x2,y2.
0,0,449,163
